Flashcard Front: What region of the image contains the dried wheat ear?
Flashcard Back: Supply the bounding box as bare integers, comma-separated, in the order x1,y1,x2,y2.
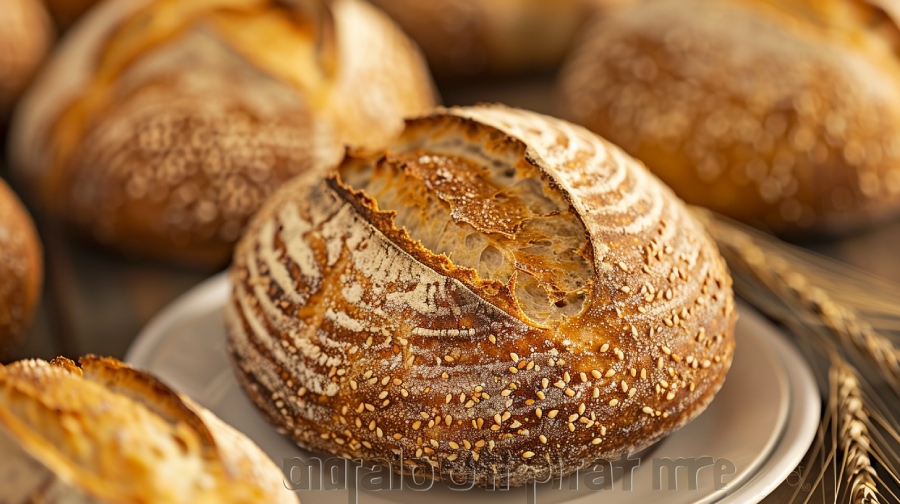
698,211,900,503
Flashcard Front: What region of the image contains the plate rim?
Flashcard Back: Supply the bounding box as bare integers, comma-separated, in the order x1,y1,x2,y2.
716,311,820,503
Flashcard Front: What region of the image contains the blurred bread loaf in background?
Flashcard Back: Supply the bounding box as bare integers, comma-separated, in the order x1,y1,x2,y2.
10,0,436,266
0,179,42,357
367,0,633,79
0,355,297,503
558,0,900,236
0,0,53,115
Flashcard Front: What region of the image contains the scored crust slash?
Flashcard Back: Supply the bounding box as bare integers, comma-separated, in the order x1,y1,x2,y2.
226,104,737,487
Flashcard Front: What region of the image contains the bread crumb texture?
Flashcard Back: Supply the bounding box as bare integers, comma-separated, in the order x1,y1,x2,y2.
227,105,737,487
0,356,297,503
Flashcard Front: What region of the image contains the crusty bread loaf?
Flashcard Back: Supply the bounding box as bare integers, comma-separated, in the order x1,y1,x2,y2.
10,0,436,266
0,355,297,503
0,0,53,114
367,0,631,78
557,0,900,236
226,104,736,486
0,179,42,356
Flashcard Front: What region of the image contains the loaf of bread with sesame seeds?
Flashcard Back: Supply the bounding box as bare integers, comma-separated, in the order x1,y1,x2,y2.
0,0,53,115
0,355,298,503
226,104,737,486
0,178,42,356
9,0,436,266
557,0,900,236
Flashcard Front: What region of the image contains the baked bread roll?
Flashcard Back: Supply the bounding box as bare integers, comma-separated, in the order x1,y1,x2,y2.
367,0,631,78
227,104,736,486
10,0,436,266
0,355,297,503
0,178,42,356
0,0,53,114
557,0,900,236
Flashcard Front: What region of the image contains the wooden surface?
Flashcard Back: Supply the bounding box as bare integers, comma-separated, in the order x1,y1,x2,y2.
5,74,900,365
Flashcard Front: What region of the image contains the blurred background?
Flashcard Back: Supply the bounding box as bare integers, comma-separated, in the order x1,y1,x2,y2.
3,0,899,363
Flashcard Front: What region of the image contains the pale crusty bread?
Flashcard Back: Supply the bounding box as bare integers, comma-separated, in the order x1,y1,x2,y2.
558,0,900,236
0,179,42,356
0,356,298,503
227,104,736,486
0,0,53,113
10,0,436,266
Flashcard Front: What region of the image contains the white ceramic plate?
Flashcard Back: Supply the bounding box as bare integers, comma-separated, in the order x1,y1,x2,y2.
126,274,819,504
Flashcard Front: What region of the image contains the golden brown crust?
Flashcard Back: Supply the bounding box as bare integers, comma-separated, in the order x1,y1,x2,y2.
0,179,42,356
11,0,436,266
0,356,298,504
0,0,53,113
368,0,631,78
558,0,900,236
227,104,736,486
58,78,327,264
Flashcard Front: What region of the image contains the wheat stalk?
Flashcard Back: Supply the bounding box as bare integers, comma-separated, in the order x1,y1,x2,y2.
692,210,900,503
696,211,900,390
833,361,881,504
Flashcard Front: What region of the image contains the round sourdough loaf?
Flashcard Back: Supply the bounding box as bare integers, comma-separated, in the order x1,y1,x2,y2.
10,0,436,266
558,0,900,236
227,105,736,486
0,356,297,503
0,179,42,356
